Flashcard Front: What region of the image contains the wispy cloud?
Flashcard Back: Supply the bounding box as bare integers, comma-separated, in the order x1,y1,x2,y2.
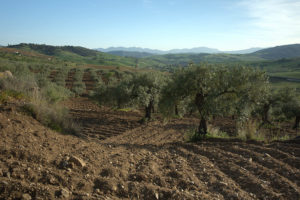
143,0,152,5
239,0,300,46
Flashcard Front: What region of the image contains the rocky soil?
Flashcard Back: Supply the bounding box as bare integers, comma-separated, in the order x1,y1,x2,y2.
0,98,299,199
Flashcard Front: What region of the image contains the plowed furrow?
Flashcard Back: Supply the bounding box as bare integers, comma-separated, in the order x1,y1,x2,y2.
211,145,300,199
65,73,75,90
82,71,95,92
240,143,300,169
267,143,300,158
181,144,285,200
206,143,300,187
172,146,253,200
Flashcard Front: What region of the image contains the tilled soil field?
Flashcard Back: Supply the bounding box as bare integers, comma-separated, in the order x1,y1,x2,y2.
0,98,299,200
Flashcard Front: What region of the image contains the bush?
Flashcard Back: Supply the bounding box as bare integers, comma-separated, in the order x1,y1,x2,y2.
184,128,204,142
21,101,80,134
0,90,25,104
0,72,79,135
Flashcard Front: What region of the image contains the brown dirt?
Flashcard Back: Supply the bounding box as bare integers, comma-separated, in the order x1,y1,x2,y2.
65,70,76,91
82,71,95,95
48,70,58,82
0,98,299,200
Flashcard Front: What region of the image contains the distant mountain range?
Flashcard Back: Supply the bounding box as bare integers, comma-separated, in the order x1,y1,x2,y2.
105,51,154,58
5,43,300,69
95,46,264,57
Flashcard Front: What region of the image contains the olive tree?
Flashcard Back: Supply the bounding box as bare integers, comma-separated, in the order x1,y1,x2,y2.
277,88,300,129
129,72,166,120
94,72,166,120
94,74,130,108
160,65,269,136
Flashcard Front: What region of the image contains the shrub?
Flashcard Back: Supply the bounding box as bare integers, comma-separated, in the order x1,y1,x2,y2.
21,101,80,134
0,71,79,135
0,90,25,104
184,128,204,142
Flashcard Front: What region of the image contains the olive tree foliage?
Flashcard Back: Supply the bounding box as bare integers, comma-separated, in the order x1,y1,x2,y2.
276,88,300,129
93,74,131,108
94,72,166,120
253,87,299,126
129,72,167,120
160,65,270,136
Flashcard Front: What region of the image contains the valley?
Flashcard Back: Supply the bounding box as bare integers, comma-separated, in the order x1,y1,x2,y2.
0,43,300,199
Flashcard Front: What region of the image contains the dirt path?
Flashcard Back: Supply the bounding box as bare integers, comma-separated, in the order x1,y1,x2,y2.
0,98,299,199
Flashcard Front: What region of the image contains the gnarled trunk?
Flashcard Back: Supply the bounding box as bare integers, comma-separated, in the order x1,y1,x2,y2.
293,116,300,130
175,104,179,116
198,117,207,135
145,100,154,120
195,93,207,135
262,104,271,124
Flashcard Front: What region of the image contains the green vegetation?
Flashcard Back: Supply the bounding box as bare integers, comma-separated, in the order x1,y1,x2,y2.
71,68,86,96
0,50,78,135
1,43,300,142
160,65,269,136
8,43,138,67
94,71,166,120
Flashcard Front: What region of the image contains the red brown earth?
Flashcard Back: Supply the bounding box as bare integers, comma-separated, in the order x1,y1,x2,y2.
0,98,299,199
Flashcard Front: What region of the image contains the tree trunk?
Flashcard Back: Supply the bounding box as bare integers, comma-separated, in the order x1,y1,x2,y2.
145,100,153,120
198,117,207,135
175,104,179,116
262,104,271,124
195,93,207,135
293,116,300,129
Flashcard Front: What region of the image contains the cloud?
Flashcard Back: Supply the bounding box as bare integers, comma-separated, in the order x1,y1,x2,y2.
239,0,300,46
143,0,152,4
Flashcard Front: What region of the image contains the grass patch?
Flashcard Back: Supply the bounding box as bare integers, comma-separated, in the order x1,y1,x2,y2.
184,127,230,142
116,108,133,112
0,90,25,103
1,74,79,135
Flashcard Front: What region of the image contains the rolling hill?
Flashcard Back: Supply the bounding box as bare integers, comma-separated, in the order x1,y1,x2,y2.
6,43,300,71
7,43,137,67
251,44,300,60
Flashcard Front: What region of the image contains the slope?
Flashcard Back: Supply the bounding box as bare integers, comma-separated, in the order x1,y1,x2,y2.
0,97,299,200
7,43,138,67
251,44,300,60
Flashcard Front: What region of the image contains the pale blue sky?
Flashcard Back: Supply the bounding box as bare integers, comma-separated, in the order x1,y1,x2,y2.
0,0,299,50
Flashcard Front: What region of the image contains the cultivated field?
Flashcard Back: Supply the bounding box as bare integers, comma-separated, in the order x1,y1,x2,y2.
0,98,299,199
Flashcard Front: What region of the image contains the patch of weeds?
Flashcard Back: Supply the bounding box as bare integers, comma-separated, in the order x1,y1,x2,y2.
185,126,230,142
184,128,205,142
21,102,80,135
21,103,37,118
237,120,261,141
0,90,25,103
117,108,132,112
207,125,230,139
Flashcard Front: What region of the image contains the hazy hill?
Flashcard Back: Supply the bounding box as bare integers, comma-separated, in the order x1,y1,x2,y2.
167,47,220,54
96,46,263,55
106,51,154,58
96,47,163,54
138,53,265,69
251,44,300,60
96,46,221,54
226,47,263,54
6,43,300,70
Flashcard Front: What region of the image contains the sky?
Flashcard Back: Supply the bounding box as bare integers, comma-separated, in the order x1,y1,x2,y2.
0,0,299,51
